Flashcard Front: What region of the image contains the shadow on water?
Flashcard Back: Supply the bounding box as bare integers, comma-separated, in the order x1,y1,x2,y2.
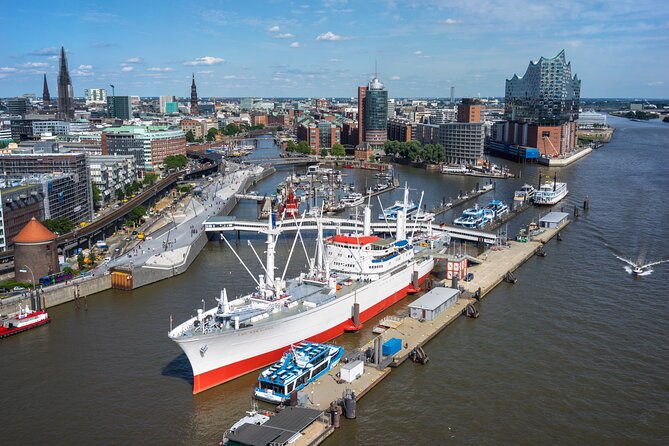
162,353,194,386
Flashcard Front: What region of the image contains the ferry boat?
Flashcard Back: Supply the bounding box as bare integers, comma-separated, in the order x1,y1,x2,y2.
482,200,509,223
440,164,468,174
513,184,536,204
254,342,344,403
453,205,485,229
0,304,51,339
378,200,418,221
168,186,440,394
534,174,568,205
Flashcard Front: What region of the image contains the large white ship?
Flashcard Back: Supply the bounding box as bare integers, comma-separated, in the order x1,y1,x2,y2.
168,187,442,394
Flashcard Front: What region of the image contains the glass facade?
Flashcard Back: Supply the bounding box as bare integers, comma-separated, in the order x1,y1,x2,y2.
505,50,581,125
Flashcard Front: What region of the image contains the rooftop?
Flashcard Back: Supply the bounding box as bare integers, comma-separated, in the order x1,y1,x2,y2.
409,287,459,311
13,217,56,243
539,212,569,224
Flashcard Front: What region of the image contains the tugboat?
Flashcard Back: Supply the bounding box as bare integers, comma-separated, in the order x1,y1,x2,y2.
0,303,51,339
254,342,344,403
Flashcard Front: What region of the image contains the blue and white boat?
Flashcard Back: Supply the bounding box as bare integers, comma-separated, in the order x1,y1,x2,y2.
482,200,510,224
454,205,485,228
379,200,418,221
254,342,345,403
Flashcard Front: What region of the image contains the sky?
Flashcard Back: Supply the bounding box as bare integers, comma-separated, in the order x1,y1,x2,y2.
1,0,668,99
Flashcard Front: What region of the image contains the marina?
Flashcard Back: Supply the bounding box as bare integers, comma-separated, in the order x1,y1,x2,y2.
2,118,668,446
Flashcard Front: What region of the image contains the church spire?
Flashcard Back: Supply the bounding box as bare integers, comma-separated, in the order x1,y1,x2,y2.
190,73,199,115
43,74,51,106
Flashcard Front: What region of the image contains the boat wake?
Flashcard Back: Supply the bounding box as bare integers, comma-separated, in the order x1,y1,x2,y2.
624,266,653,276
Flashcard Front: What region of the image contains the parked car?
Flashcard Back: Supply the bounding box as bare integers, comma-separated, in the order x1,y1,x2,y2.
464,273,474,282
12,286,26,292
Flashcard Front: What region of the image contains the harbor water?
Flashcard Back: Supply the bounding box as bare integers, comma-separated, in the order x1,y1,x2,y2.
1,117,668,444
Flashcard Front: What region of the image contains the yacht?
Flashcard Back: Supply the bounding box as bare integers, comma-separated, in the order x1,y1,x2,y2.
513,184,536,204
453,205,485,228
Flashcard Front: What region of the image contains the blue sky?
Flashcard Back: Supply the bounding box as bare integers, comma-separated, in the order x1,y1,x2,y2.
2,0,668,98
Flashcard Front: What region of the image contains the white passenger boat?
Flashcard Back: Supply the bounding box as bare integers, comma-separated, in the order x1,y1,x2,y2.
534,175,568,205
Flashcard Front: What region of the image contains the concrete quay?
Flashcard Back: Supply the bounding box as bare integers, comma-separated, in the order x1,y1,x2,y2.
538,147,592,166
284,220,570,444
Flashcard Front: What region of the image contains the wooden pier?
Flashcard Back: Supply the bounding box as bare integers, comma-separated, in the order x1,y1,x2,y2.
282,219,570,445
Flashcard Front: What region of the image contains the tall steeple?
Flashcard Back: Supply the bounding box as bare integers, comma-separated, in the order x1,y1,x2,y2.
43,74,51,106
190,73,199,115
57,46,74,120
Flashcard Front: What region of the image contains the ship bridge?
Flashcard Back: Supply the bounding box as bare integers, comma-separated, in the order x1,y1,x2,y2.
204,216,498,244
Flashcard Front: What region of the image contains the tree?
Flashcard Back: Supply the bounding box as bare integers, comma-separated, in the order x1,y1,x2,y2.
126,205,147,226
276,125,283,131
43,217,74,234
163,154,188,170
286,140,297,152
91,182,101,210
297,141,311,155
88,251,96,266
77,252,85,270
143,173,158,186
185,130,195,143
206,128,218,142
331,143,346,157
222,122,241,136
116,189,125,201
319,149,329,157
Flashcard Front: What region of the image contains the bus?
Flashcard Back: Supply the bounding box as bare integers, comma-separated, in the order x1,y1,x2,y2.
39,271,73,287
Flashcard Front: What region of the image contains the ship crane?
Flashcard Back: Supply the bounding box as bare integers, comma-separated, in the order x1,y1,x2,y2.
541,135,560,157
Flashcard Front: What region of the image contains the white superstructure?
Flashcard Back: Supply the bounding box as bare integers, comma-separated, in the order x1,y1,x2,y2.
168,186,441,394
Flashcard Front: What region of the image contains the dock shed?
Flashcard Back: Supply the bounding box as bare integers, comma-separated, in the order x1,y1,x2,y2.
409,287,459,321
225,407,323,446
538,212,569,229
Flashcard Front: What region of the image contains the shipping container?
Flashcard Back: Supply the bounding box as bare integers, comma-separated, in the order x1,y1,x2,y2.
382,337,402,357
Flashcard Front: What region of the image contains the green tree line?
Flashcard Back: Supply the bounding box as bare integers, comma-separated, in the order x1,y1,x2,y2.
383,140,445,164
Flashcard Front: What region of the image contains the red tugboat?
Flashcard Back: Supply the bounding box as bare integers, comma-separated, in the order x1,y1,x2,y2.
0,304,51,339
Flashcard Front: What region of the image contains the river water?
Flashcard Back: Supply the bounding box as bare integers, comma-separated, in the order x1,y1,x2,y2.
1,117,667,445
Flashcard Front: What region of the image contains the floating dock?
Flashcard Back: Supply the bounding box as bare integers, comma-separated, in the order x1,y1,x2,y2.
229,219,570,445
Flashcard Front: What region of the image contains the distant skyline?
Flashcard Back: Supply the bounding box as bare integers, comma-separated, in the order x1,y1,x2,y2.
2,0,668,99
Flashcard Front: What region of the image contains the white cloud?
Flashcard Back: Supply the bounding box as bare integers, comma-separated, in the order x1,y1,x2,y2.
647,81,665,86
22,62,49,68
390,75,401,80
437,18,461,25
0,67,17,72
316,31,350,41
289,41,301,48
199,70,214,75
329,58,343,62
72,69,94,77
268,25,281,32
275,33,295,39
147,67,174,72
184,56,225,66
121,66,134,72
79,64,93,70
126,57,143,63
414,50,423,55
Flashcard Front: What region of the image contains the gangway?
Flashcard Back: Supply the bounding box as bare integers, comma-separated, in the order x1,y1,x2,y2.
204,216,497,244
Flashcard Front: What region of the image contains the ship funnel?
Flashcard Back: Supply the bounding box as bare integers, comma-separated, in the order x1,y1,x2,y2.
363,206,371,236
396,210,406,241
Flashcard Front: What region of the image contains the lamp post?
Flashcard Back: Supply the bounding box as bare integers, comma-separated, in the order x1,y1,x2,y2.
18,265,35,287
18,265,37,310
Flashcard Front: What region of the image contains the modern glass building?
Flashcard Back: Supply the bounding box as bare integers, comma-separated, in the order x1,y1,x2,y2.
364,76,388,147
505,50,580,125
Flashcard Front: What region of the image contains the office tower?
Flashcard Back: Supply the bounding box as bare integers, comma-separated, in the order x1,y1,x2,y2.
7,98,29,116
57,46,75,120
357,86,367,145
159,95,176,113
450,86,455,104
363,75,388,147
43,74,51,106
85,88,108,104
456,98,482,123
108,96,133,120
190,73,199,115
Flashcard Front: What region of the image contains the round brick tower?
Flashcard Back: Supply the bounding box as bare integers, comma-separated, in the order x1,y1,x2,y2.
13,217,59,285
